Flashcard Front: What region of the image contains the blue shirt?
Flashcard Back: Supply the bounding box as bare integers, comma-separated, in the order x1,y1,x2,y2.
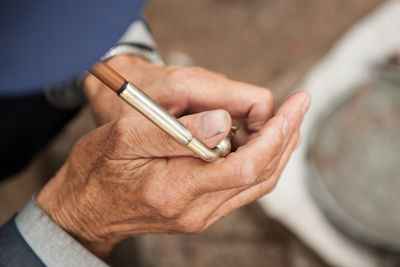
0,0,145,96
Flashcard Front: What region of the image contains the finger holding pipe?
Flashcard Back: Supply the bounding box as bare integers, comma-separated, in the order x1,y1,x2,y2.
89,62,234,162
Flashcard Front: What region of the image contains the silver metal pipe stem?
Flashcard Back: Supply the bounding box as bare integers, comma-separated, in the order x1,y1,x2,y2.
119,82,233,162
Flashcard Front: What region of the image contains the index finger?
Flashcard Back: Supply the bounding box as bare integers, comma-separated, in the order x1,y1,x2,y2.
174,68,275,132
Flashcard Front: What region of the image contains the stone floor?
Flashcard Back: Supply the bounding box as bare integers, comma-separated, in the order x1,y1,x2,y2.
0,0,385,266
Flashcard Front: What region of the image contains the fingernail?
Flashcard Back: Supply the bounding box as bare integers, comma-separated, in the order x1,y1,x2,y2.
200,110,229,139
282,116,289,138
302,95,311,114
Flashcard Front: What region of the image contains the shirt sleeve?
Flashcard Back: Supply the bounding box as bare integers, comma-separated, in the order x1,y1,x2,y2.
15,198,108,267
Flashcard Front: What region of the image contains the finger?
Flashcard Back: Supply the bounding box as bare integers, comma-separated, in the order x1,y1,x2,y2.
177,68,275,132
195,131,300,225
245,91,310,141
276,91,311,130
257,131,300,193
159,94,308,228
175,131,301,225
175,133,299,233
245,98,306,194
201,98,307,221
263,131,301,190
106,109,232,159
255,91,310,178
170,94,310,230
186,115,288,192
256,120,301,182
248,91,310,177
189,92,310,193
202,132,301,229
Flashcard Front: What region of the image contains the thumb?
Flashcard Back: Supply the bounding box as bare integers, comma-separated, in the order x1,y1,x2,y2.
110,109,232,158
181,109,232,149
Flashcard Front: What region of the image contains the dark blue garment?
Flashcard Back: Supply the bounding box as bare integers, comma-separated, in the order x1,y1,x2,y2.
0,1,145,263
0,216,45,267
0,0,145,96
0,92,81,180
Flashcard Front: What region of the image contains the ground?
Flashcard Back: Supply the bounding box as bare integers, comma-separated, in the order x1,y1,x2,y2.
0,0,384,266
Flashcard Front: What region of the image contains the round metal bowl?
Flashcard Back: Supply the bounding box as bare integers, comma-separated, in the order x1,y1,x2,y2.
306,62,400,252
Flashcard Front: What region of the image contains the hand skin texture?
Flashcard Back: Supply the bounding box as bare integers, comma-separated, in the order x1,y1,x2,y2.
36,55,311,259
83,55,277,148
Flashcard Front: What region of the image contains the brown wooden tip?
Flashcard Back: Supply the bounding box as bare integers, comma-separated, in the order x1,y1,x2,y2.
89,61,127,92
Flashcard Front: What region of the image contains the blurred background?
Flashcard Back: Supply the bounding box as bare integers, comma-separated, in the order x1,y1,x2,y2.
2,0,400,266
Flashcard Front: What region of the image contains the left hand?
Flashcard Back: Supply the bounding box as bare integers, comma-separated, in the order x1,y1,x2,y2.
36,91,309,258
83,55,275,147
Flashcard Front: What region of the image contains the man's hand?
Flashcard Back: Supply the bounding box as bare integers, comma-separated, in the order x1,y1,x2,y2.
83,55,275,147
36,91,310,259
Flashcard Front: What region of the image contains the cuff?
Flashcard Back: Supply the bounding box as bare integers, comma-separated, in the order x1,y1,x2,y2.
102,19,164,66
118,19,158,49
15,198,108,267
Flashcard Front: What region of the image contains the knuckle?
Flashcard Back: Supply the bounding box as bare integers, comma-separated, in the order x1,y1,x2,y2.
167,66,227,101
264,175,280,194
264,157,279,175
166,66,203,96
184,66,208,75
254,88,274,108
176,216,206,234
237,160,258,185
141,183,184,219
109,119,126,140
264,89,275,103
165,66,184,91
169,66,197,82
269,126,285,150
182,175,202,197
106,118,134,152
159,207,182,219
169,66,210,85
149,197,182,219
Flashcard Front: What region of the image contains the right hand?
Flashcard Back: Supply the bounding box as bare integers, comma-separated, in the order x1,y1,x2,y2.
83,55,276,148
36,92,310,259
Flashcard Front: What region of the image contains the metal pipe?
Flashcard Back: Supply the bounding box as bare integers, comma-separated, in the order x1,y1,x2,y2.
89,62,235,162
119,82,235,162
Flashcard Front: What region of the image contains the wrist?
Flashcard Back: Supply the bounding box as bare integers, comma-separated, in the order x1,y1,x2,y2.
36,166,116,258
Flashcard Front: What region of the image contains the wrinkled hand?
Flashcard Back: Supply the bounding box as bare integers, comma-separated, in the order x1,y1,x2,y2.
36,91,310,258
84,55,275,147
